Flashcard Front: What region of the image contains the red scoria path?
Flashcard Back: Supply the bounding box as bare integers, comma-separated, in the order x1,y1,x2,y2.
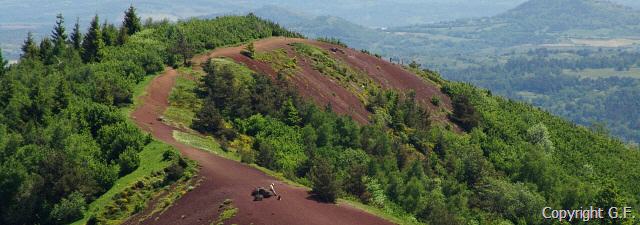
129,45,394,224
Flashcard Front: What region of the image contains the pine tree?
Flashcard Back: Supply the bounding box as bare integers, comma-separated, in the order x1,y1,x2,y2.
0,48,7,76
81,15,104,63
117,5,142,45
21,32,39,59
283,99,301,126
101,21,118,46
51,13,67,55
169,28,194,66
309,157,339,203
450,95,480,132
69,17,82,50
117,26,128,45
39,37,54,65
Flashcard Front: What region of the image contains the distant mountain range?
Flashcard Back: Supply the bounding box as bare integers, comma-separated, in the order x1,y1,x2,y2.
390,0,640,48
2,0,640,60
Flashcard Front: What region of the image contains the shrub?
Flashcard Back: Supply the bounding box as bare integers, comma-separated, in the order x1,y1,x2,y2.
49,192,86,224
431,96,441,106
450,95,480,132
163,149,181,161
164,162,185,182
118,147,141,175
309,158,339,203
241,42,255,58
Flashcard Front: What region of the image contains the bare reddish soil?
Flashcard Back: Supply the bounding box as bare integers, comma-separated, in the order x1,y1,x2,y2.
129,70,392,224
196,37,453,125
196,38,371,124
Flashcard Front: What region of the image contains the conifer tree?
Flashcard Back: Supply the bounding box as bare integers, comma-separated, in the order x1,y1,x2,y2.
39,37,54,65
118,5,142,45
81,15,104,63
123,6,142,35
21,32,39,59
169,28,194,66
102,21,118,46
309,157,339,203
117,27,128,45
51,14,67,54
0,48,7,76
284,99,301,126
69,17,82,50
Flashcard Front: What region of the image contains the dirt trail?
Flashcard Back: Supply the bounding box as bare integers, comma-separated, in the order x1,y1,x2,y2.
129,49,393,224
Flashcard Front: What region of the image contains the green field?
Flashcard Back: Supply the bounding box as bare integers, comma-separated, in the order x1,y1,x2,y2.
563,68,640,79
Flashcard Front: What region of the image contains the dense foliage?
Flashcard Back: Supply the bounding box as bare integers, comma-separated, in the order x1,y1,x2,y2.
0,9,297,224
444,48,640,143
194,50,640,224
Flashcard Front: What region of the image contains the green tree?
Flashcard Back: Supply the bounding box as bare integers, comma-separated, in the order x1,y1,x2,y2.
450,95,480,132
21,32,39,59
118,5,142,45
595,181,625,225
242,42,256,58
39,37,54,65
527,123,555,152
117,147,140,175
69,17,82,50
169,28,195,66
101,22,118,46
192,103,225,135
0,48,6,76
97,122,148,162
283,99,301,126
48,191,86,224
309,157,339,203
51,13,67,56
122,5,142,36
81,15,104,63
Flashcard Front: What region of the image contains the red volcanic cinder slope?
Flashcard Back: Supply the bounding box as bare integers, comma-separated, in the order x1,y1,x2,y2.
198,37,454,125
129,41,394,225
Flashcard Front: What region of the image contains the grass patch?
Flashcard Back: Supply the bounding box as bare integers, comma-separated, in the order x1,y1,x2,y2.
210,58,255,80
172,130,241,161
163,72,202,129
255,48,299,77
212,199,238,225
338,198,423,225
563,68,640,79
71,141,178,225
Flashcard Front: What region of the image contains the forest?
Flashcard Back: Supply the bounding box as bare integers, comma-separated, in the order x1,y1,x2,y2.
444,48,640,144
0,7,298,225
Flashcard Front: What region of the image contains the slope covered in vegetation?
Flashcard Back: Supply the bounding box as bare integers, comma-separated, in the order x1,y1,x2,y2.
0,9,299,224
189,38,640,224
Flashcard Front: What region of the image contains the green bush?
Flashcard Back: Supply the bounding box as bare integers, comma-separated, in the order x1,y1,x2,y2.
49,192,87,224
430,96,441,106
309,158,340,203
164,162,185,182
118,147,141,175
